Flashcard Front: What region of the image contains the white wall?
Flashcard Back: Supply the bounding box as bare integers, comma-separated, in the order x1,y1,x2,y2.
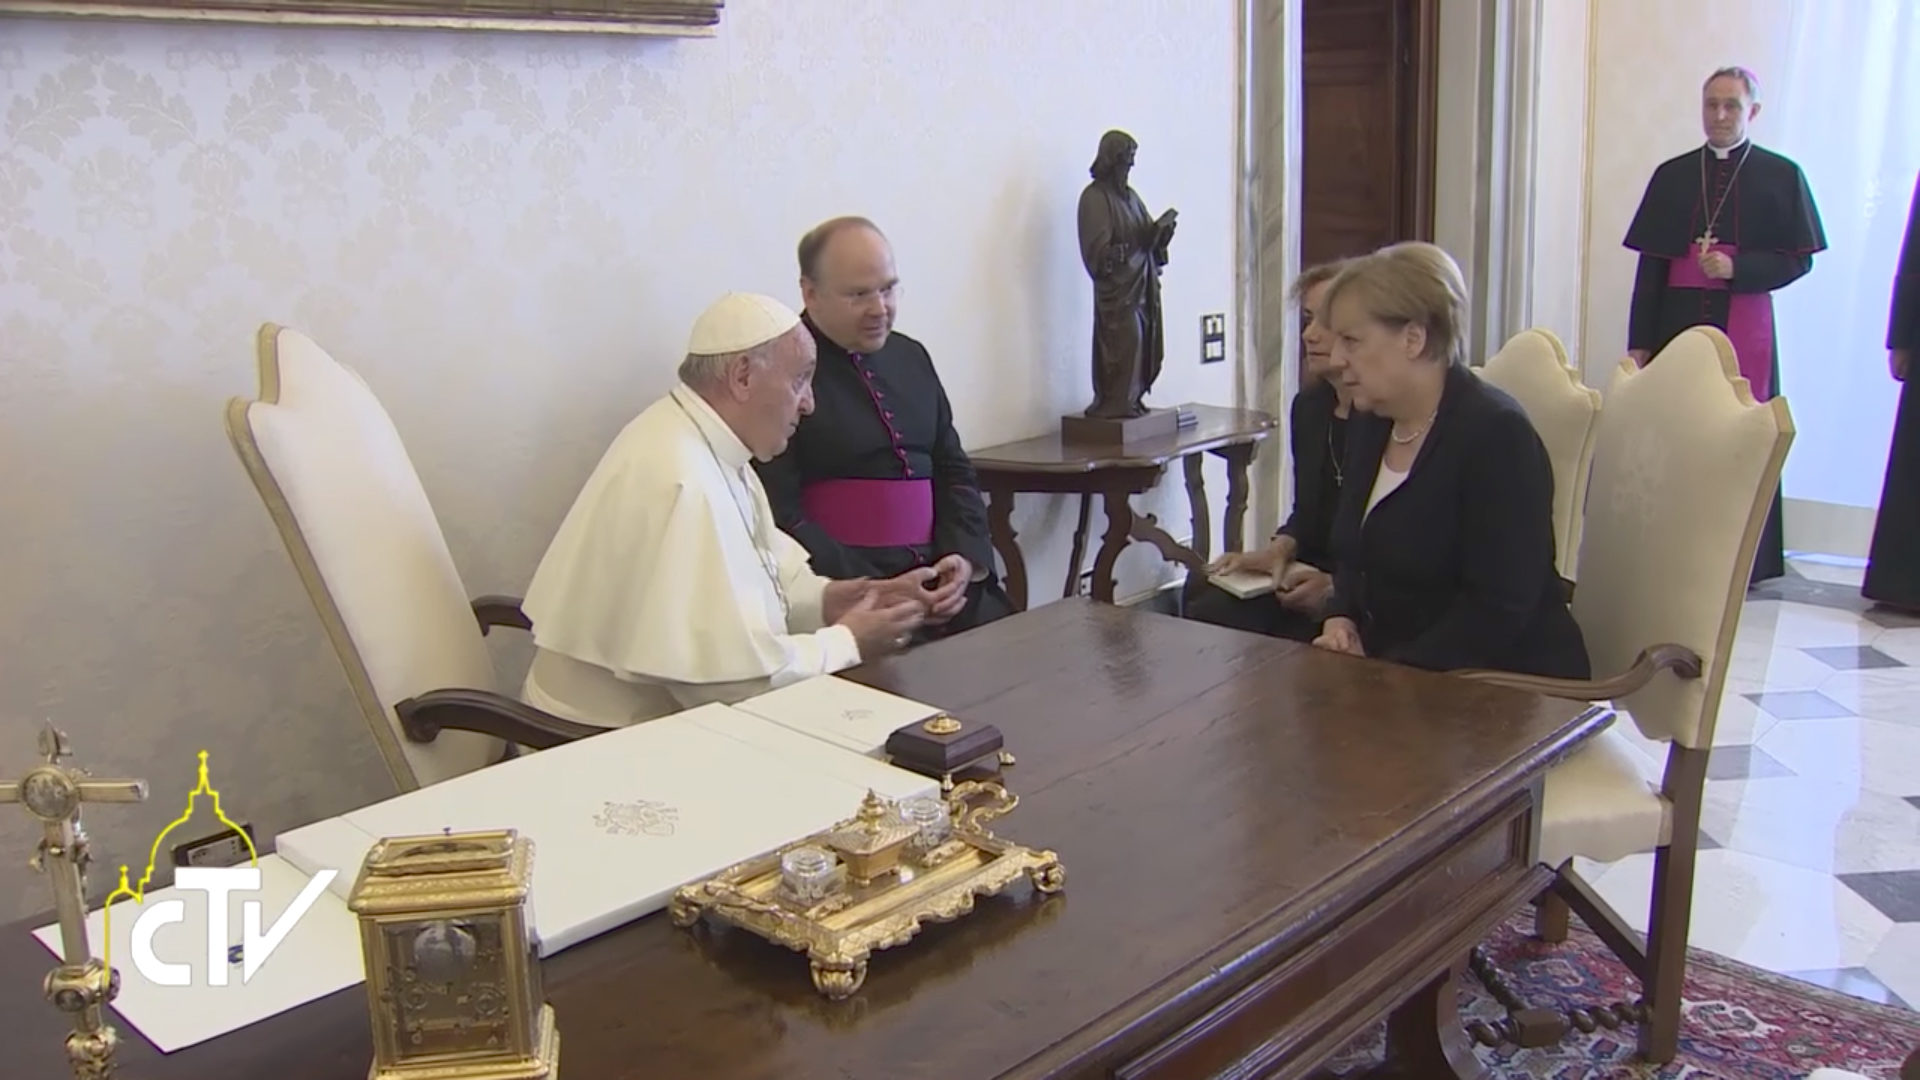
0,1,1238,919
1525,0,1591,354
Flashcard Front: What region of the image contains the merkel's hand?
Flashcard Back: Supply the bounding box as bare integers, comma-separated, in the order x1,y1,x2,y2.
1312,616,1365,657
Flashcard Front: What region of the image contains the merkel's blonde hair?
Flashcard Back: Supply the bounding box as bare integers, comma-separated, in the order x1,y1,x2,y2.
1322,241,1470,367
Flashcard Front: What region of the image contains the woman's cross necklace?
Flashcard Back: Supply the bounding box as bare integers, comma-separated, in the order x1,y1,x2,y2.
1696,142,1754,255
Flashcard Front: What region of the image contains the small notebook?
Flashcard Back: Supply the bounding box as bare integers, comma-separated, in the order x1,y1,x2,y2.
1208,569,1276,599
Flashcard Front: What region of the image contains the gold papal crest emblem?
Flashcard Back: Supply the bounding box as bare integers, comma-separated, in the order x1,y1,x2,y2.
593,799,679,837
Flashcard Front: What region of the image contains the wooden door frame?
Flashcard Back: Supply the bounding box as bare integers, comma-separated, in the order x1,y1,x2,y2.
1235,0,1540,538
1405,0,1439,244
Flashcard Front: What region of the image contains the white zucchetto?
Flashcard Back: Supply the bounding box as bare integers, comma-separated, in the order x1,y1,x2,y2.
687,292,802,356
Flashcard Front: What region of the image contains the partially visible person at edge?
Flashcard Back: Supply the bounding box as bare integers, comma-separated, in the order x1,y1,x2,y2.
1863,172,1919,612
1311,242,1591,680
1188,260,1352,641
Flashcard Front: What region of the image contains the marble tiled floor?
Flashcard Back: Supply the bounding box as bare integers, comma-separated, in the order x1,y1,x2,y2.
1574,556,1920,1011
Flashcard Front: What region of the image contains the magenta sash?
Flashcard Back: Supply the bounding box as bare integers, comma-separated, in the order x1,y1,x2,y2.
1667,244,1776,400
801,478,934,548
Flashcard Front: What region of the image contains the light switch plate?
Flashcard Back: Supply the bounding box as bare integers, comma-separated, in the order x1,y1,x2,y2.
1200,313,1227,363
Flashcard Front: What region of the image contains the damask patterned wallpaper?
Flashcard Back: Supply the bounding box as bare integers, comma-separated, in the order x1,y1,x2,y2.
0,1,1236,919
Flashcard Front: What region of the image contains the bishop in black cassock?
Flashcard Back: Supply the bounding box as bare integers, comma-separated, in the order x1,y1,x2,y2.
756,217,1013,638
1623,68,1826,584
1864,173,1920,611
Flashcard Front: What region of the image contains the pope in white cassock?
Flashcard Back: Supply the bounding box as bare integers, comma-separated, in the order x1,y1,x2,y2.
520,292,951,728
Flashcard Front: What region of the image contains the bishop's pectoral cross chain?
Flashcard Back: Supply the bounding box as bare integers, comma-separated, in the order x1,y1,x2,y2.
1696,141,1753,258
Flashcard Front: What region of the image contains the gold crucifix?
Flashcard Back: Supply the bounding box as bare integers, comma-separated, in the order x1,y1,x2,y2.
1,723,148,1079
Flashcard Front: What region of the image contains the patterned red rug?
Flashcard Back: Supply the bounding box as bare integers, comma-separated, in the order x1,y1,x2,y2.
1329,912,1919,1078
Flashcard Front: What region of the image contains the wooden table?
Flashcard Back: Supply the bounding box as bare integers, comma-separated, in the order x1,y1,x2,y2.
0,601,1607,1080
970,403,1276,608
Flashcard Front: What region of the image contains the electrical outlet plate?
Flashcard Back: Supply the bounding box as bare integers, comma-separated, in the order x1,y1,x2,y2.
1200,312,1227,364
172,823,256,869
1075,570,1094,597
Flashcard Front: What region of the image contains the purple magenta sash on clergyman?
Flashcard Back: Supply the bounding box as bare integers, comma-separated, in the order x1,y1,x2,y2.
801,478,935,548
1666,243,1776,400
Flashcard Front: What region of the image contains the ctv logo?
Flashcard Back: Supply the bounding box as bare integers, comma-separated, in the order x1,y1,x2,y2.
103,751,336,987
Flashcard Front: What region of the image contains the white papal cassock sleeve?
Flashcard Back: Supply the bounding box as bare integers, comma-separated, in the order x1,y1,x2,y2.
523,446,861,711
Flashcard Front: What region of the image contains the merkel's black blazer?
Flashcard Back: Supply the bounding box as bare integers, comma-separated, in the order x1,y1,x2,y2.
1325,362,1591,679
1275,379,1342,568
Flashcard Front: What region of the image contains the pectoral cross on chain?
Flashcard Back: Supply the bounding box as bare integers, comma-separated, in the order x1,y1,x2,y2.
1695,231,1717,256
1,723,148,1079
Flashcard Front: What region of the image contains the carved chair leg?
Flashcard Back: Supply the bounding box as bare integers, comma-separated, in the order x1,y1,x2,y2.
1470,865,1656,1054
1475,772,1702,1060
1533,888,1571,944
1638,842,1696,1063
1465,946,1566,1049
1467,927,1647,1052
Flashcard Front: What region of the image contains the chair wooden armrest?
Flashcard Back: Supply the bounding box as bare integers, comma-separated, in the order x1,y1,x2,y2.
395,689,601,750
1452,643,1703,701
471,594,533,635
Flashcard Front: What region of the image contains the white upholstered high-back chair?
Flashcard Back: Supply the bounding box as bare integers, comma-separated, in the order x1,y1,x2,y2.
225,324,594,793
1457,326,1793,1063
1479,328,1602,582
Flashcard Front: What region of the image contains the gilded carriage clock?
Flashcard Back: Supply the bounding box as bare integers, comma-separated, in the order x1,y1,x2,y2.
348,829,560,1079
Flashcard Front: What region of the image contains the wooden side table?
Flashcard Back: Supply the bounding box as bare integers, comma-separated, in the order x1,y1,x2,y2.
968,403,1277,609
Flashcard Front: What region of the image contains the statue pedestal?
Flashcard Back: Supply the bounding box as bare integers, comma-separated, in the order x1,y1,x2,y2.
1060,407,1194,446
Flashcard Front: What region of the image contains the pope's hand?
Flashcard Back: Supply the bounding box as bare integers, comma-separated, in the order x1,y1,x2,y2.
872,566,937,603
922,555,971,624
838,589,925,659
1312,616,1365,657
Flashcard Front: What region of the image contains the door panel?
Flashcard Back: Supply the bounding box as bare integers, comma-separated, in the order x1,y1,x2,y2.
1302,0,1435,270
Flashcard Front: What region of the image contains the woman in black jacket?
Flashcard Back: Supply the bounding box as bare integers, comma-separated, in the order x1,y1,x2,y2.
1190,260,1353,641
1313,243,1590,679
